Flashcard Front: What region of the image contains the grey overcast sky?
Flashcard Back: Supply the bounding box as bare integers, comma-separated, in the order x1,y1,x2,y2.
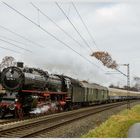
0,0,140,87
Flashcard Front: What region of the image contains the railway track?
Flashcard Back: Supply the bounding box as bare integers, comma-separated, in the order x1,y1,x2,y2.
0,119,16,125
0,101,135,138
0,113,54,125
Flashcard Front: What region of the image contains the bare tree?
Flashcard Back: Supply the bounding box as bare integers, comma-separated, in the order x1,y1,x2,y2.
0,56,16,71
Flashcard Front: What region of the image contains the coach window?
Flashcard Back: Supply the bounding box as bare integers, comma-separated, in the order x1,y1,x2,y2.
87,88,89,94
89,88,91,94
92,89,94,95
102,90,104,98
95,89,98,99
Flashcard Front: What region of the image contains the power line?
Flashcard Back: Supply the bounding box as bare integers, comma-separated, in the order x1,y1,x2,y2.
2,2,130,86
115,68,127,77
0,35,34,49
71,3,128,79
67,3,71,18
0,25,45,48
2,1,104,71
59,3,131,83
71,3,130,78
71,2,99,50
55,3,127,80
55,2,93,52
37,8,40,26
71,3,128,78
0,45,23,54
71,3,131,80
0,38,32,53
30,2,90,53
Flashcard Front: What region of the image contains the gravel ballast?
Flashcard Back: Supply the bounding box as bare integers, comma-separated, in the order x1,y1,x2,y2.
33,101,140,138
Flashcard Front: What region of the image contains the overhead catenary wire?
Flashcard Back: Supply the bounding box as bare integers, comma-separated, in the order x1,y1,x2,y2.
0,25,45,48
70,3,128,79
72,3,128,78
0,35,34,49
4,2,127,82
70,3,129,79
67,3,71,18
115,68,127,77
0,45,23,54
59,3,131,84
0,38,32,53
55,2,128,81
70,2,129,80
55,2,93,52
2,1,104,71
30,2,90,53
37,8,40,26
1,2,131,88
71,2,99,50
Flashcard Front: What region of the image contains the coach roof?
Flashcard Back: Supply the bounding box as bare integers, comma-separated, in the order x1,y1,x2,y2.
80,81,108,90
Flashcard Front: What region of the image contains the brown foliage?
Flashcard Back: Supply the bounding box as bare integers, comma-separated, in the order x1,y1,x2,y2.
91,51,118,69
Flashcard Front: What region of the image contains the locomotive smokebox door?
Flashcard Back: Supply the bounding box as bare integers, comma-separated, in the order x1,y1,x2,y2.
1,67,24,91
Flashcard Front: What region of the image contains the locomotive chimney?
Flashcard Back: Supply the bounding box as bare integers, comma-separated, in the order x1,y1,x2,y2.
17,62,24,68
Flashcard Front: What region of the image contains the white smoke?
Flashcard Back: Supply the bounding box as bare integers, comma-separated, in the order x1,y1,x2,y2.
30,102,58,114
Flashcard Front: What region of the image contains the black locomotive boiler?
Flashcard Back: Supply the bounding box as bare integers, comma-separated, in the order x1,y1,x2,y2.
1,63,48,91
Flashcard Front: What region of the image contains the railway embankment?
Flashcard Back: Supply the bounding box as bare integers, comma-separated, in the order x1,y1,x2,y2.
83,104,140,138
0,101,139,138
33,101,140,138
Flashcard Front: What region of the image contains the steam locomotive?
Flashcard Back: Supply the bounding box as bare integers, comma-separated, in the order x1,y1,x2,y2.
0,62,74,118
0,62,140,119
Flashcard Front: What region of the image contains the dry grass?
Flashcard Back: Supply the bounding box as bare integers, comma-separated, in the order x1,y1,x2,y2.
82,104,140,138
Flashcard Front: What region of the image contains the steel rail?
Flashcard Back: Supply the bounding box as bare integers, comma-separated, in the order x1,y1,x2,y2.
0,101,134,137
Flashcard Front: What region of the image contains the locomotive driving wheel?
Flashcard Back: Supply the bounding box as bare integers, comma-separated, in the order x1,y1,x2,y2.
15,108,23,119
0,108,6,119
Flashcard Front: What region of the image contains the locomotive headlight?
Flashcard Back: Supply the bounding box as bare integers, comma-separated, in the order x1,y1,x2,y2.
15,99,18,102
9,104,15,110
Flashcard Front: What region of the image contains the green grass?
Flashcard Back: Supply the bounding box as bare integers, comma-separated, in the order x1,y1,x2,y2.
82,104,140,138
